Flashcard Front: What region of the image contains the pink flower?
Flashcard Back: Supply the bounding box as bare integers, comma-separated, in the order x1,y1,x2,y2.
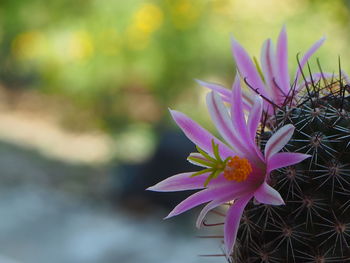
147,76,310,256
197,26,326,112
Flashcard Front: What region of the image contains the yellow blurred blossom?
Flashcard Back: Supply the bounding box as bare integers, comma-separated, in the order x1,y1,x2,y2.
126,3,163,50
12,31,48,60
134,3,164,34
210,0,233,15
68,31,94,60
169,0,200,29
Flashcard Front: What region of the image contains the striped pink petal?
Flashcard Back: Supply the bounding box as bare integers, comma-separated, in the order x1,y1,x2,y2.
170,110,234,159
147,172,209,192
165,190,214,219
196,193,234,229
165,184,241,219
207,92,246,155
296,72,337,92
260,39,276,96
187,153,210,167
242,88,254,110
195,177,259,229
231,75,249,141
294,37,326,84
267,152,311,173
231,79,264,163
246,96,265,163
231,37,267,97
224,194,252,257
276,25,290,95
196,79,231,103
261,39,284,104
264,124,295,159
247,95,263,141
254,182,284,205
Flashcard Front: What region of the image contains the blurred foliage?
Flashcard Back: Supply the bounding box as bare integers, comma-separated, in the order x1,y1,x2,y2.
0,0,350,134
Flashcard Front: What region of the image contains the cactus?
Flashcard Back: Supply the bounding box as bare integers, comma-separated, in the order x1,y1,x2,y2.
232,70,350,262
148,26,350,262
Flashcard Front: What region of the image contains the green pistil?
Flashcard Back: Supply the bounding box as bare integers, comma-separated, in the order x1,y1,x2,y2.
188,140,230,187
253,56,265,82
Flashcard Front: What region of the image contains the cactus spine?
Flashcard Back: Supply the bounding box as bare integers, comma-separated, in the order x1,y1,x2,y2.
233,68,350,262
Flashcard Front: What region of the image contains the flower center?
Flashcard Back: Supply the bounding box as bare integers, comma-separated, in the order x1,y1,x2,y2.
224,156,252,182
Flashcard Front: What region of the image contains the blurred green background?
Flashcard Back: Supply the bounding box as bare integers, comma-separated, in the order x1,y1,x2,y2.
1,0,350,164
0,0,350,262
1,0,350,156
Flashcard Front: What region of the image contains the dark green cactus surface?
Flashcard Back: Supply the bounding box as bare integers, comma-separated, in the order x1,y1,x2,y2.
233,75,350,262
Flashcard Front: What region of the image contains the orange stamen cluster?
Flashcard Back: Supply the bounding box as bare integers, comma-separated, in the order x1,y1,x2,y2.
224,156,252,182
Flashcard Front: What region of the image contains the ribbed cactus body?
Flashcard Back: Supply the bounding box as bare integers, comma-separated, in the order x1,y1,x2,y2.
234,80,350,262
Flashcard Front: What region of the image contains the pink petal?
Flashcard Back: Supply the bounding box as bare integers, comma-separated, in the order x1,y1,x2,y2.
207,92,245,155
165,190,213,219
224,194,252,257
231,37,267,97
294,37,326,84
231,80,264,163
165,184,239,219
267,152,311,173
194,177,258,229
196,78,252,110
170,110,234,159
196,193,234,228
231,75,249,141
242,88,254,111
264,124,295,159
247,95,263,141
260,39,277,98
254,182,284,205
196,79,231,103
245,96,265,163
276,25,290,95
187,153,210,167
147,172,209,192
296,72,337,92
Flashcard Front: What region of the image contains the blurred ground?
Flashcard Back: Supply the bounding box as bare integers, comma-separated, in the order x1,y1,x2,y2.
0,142,226,263
0,83,227,263
0,85,114,164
